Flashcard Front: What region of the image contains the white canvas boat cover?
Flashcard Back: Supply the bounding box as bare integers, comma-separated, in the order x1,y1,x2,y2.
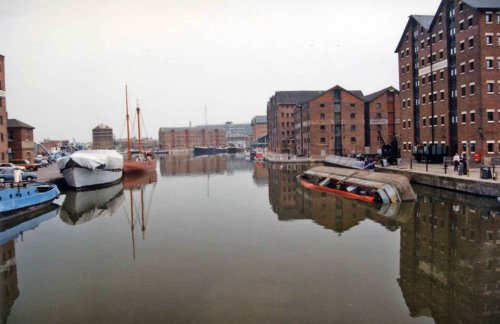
57,150,124,171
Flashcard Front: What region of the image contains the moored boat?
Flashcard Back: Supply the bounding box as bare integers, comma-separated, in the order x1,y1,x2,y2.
194,146,217,156
57,150,123,189
298,166,416,204
0,183,62,220
123,86,157,174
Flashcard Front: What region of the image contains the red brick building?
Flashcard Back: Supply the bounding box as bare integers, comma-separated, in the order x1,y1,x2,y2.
158,126,226,150
0,55,8,162
250,115,267,142
7,119,35,161
267,91,322,153
396,0,500,161
294,85,399,158
92,123,114,149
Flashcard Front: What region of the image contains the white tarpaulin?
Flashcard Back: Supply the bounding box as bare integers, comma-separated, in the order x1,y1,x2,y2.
57,150,124,171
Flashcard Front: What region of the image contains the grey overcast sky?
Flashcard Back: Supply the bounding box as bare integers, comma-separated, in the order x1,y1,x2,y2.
0,0,439,142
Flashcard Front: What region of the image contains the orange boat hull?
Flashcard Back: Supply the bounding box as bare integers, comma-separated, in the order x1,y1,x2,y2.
123,159,156,174
298,177,375,203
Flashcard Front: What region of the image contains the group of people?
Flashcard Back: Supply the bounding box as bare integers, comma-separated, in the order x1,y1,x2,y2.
452,152,468,175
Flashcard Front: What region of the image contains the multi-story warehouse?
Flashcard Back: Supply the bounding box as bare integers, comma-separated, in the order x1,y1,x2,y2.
267,91,322,153
92,123,114,149
250,115,267,142
0,55,8,162
7,119,35,161
396,0,500,161
294,85,399,158
158,126,226,150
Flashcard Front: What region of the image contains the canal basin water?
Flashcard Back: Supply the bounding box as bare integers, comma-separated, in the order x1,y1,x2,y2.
1,154,499,323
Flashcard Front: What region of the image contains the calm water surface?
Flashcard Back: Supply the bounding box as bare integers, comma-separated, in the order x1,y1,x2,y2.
1,155,499,323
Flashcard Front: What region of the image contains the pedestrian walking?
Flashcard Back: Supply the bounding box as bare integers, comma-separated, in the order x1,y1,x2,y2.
453,153,460,172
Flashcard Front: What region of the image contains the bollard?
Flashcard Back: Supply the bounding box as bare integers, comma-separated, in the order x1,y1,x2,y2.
426,159,429,172
444,162,448,174
410,159,413,170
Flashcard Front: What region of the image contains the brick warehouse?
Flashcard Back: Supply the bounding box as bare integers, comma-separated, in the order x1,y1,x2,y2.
294,85,399,158
0,55,7,162
158,126,226,150
267,91,322,153
396,0,500,161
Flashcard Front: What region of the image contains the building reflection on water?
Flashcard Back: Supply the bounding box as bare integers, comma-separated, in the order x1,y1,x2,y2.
0,206,60,324
159,154,253,177
267,164,500,322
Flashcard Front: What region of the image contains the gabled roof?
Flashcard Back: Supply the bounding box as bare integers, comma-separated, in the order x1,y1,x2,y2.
463,0,500,9
7,119,34,129
274,91,323,105
395,15,434,52
364,86,399,102
304,85,365,104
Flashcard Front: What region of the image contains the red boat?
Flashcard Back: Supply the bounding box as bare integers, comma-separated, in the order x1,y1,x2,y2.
123,86,157,174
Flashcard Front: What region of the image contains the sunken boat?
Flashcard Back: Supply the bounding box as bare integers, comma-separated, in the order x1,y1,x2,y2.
298,166,416,204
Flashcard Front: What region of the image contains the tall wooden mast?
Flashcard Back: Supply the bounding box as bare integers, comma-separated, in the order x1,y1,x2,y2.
125,86,132,161
137,101,142,153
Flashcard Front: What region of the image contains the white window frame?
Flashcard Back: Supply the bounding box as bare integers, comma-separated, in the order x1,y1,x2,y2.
487,140,495,154
486,33,494,45
486,56,494,69
470,109,476,124
487,109,495,123
487,81,495,94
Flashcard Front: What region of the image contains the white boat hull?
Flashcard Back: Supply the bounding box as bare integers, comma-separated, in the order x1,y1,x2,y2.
62,167,123,189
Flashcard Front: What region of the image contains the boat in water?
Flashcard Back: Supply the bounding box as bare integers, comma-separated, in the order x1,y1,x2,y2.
324,155,376,170
298,166,416,204
0,182,63,220
123,86,156,174
57,150,124,189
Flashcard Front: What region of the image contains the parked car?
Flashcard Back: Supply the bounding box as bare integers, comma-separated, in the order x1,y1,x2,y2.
10,159,38,171
0,163,26,171
34,157,50,167
0,169,37,183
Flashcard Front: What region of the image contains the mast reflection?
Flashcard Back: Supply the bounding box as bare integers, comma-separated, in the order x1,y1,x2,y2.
123,171,157,259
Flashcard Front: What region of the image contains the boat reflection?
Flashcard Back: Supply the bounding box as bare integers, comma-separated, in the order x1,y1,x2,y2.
60,182,124,225
267,163,500,322
123,171,157,259
0,205,61,324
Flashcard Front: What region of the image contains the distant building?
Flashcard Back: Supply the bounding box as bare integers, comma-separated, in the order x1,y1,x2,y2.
115,137,158,151
0,55,8,162
7,119,35,161
267,91,323,153
251,115,267,143
222,122,251,148
92,123,113,149
395,0,500,160
158,126,227,150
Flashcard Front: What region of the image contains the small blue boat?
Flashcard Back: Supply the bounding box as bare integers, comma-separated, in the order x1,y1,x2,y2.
0,183,62,219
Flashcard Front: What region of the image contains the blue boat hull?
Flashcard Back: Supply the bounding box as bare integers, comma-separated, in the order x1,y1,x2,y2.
0,183,61,218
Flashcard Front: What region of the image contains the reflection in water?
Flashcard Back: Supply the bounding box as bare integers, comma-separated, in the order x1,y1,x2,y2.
123,171,157,259
267,164,500,322
159,154,252,177
252,162,268,187
60,182,124,225
0,206,61,324
399,185,500,323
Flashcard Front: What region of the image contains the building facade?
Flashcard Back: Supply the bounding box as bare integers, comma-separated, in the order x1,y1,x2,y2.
267,91,322,153
396,0,500,161
251,115,267,142
0,55,8,162
294,85,400,158
158,126,227,150
92,123,114,149
7,119,35,161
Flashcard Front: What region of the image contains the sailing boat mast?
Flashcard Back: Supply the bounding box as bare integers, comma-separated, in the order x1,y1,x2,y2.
125,86,132,161
137,101,142,153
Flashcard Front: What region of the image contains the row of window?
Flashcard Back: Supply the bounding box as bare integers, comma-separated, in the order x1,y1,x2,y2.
461,109,500,123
